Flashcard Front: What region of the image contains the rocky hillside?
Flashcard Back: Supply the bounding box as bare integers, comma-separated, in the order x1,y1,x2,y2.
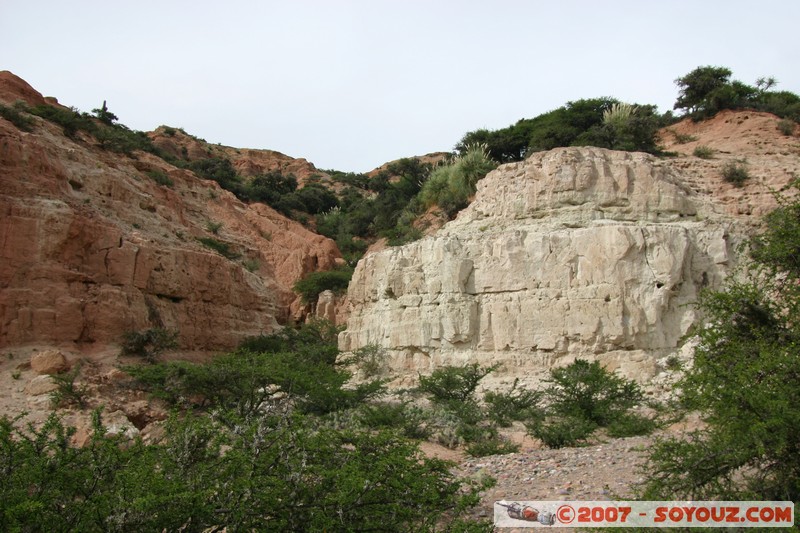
340,112,800,386
0,71,342,351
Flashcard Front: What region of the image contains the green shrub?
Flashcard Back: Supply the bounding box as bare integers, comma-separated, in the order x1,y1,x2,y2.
546,359,644,426
417,363,499,404
205,220,222,234
346,343,387,377
605,412,658,437
484,378,542,427
721,160,750,186
242,258,260,272
357,401,430,439
120,328,178,362
671,131,698,144
293,267,353,304
778,118,796,136
126,341,383,418
145,169,174,187
0,410,487,532
692,145,714,159
418,145,496,219
465,435,520,457
197,237,240,259
238,319,341,362
527,415,597,449
524,359,651,448
0,102,34,131
49,364,89,409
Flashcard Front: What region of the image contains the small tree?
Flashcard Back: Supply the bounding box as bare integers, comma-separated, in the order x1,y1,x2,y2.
674,66,733,115
91,100,118,125
417,363,498,404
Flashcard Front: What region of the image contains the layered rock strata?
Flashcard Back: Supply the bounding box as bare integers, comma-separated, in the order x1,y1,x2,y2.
0,71,341,350
340,147,747,383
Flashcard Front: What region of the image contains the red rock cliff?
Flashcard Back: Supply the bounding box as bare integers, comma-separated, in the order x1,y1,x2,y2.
0,71,341,351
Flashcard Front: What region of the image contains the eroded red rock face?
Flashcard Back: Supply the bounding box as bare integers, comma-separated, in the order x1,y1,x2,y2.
0,72,341,351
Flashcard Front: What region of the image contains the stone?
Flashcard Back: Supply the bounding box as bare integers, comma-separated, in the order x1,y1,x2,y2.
30,350,70,375
340,146,797,386
25,374,58,395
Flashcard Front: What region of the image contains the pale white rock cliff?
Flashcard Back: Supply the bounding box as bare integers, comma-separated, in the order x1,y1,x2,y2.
340,147,747,385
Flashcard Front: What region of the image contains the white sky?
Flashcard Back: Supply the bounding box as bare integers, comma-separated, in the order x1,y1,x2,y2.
2,0,798,173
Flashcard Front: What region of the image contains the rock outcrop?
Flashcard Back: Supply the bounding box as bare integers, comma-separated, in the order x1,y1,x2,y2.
0,71,341,351
340,145,796,384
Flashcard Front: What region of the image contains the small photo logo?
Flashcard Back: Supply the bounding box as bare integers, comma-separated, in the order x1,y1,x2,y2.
497,501,556,526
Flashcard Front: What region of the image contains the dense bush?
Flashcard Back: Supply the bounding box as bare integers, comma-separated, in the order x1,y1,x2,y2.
674,65,800,121
641,183,800,503
292,267,354,304
0,410,488,531
456,97,665,163
692,145,714,159
418,145,497,219
417,363,498,404
721,160,750,186
484,378,542,427
0,102,34,131
197,236,240,259
120,328,178,362
126,321,382,418
525,359,653,448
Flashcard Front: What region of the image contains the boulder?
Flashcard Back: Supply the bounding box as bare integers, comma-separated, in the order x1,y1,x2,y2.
30,350,69,375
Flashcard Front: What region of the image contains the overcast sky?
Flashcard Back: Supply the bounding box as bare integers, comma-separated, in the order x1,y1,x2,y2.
2,1,798,172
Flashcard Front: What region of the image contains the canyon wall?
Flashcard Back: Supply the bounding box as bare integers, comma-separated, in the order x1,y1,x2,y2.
0,71,341,351
340,147,748,383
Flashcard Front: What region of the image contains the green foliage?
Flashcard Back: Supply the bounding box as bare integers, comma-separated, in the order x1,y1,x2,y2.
238,319,341,362
721,160,750,186
346,343,388,377
526,415,597,449
418,363,499,404
641,184,800,503
605,412,659,438
545,359,644,426
674,66,800,120
0,101,34,131
245,171,297,202
197,236,240,259
293,267,353,304
778,118,796,136
484,378,543,427
120,328,178,362
187,156,246,197
49,364,89,409
456,97,664,163
91,100,118,125
0,410,485,531
145,169,174,187
242,258,260,272
357,401,430,439
126,320,381,419
525,359,651,448
674,66,734,116
418,145,497,219
692,145,714,159
205,220,222,234
26,103,96,137
670,130,698,144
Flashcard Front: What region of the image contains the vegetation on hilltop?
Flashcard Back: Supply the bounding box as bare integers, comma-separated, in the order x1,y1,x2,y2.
2,65,797,304
674,65,800,121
